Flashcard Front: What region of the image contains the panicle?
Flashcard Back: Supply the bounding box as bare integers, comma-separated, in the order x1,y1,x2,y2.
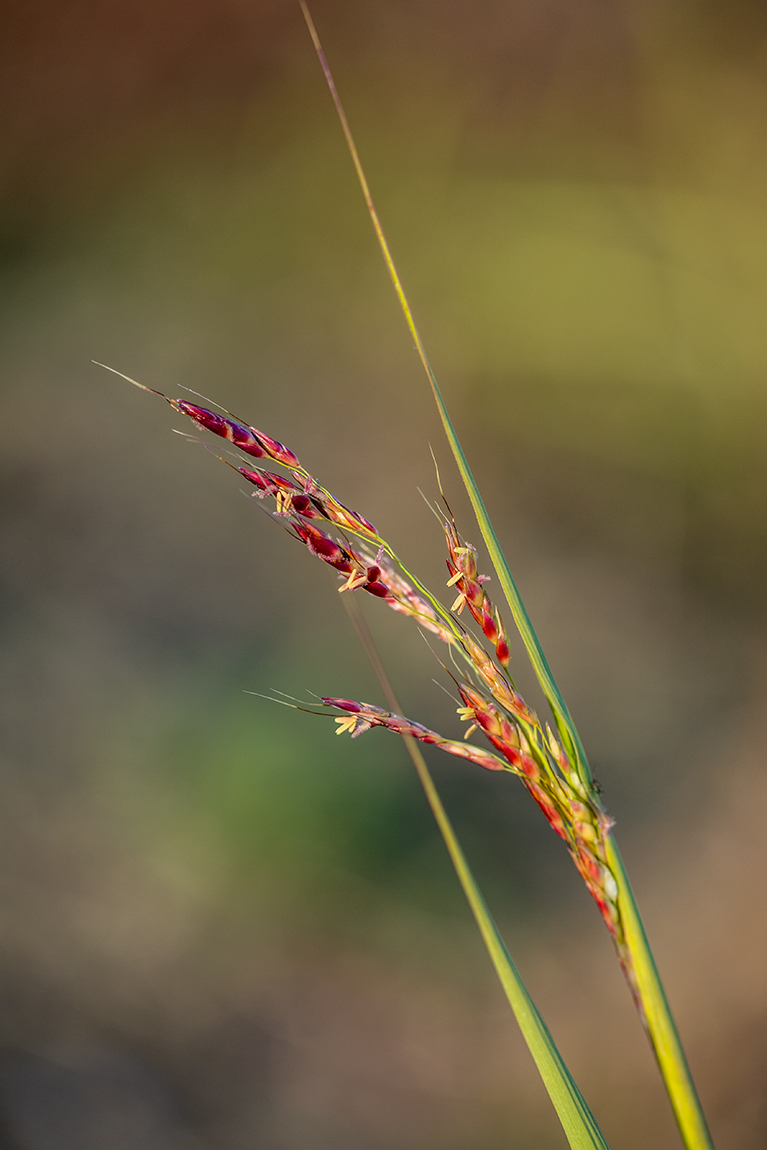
445,523,511,667
129,372,629,971
323,698,510,772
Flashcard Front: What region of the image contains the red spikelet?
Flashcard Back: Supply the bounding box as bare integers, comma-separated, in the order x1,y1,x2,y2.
292,521,356,572
290,522,392,599
175,400,300,468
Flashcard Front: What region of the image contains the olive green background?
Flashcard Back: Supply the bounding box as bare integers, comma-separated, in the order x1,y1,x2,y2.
1,2,766,1147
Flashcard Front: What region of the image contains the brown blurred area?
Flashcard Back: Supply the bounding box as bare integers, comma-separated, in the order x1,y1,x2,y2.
2,0,767,1146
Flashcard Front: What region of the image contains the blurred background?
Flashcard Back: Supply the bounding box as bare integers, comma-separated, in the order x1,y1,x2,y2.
1,0,767,1146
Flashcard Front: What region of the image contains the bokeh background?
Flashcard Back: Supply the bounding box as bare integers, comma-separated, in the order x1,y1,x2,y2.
2,1,767,1146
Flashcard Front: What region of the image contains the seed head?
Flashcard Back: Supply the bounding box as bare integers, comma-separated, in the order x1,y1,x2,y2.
444,523,511,667
117,364,631,979
323,697,511,773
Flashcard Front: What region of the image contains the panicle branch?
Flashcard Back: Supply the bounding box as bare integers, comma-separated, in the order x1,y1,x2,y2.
116,371,463,635
321,697,510,773
445,522,510,666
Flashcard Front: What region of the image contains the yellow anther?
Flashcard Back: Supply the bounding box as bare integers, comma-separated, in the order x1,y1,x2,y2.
275,491,293,515
463,723,477,740
339,569,367,592
451,591,466,613
457,706,475,721
335,716,359,735
446,570,463,587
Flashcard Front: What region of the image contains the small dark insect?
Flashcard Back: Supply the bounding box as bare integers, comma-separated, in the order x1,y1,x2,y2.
592,778,603,795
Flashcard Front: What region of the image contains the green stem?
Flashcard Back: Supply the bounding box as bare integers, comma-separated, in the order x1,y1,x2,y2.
427,389,715,1150
428,381,715,1150
606,836,714,1150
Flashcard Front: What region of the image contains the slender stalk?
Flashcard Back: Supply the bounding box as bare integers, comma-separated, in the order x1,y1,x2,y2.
302,8,714,1148
606,837,713,1150
343,595,610,1150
